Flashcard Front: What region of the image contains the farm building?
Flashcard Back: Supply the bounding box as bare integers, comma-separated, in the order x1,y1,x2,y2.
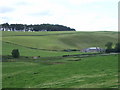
82,47,105,52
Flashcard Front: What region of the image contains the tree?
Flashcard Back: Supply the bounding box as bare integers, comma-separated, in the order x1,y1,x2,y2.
115,42,120,52
10,24,16,31
11,49,20,58
105,42,113,53
0,23,76,31
1,23,9,31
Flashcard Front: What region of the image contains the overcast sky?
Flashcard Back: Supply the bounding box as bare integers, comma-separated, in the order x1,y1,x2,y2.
0,0,119,31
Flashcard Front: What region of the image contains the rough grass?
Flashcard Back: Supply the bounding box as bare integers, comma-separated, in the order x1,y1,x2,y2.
1,31,119,88
3,31,116,57
2,55,118,88
2,41,86,57
2,31,118,51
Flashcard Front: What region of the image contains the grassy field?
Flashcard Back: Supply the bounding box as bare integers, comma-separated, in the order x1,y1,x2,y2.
2,31,118,57
1,31,119,88
2,55,118,88
2,41,84,57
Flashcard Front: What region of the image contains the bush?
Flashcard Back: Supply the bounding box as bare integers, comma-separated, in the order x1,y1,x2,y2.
105,42,113,53
115,43,120,52
11,49,20,58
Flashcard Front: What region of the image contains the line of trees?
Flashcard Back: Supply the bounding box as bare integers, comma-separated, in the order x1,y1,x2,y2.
0,23,76,32
105,42,120,53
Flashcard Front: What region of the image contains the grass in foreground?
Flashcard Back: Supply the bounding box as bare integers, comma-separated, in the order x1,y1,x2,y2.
2,55,118,88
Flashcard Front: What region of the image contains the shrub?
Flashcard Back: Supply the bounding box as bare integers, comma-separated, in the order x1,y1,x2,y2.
11,49,20,58
115,43,120,52
105,42,113,53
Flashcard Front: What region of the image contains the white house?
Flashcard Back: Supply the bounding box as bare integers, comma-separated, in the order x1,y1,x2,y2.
82,47,105,52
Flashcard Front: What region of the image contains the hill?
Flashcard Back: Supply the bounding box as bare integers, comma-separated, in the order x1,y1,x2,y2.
2,31,118,56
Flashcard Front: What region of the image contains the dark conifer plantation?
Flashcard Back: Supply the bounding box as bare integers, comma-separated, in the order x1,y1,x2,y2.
0,23,76,31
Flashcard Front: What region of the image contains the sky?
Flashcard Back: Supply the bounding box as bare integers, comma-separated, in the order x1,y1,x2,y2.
0,0,119,31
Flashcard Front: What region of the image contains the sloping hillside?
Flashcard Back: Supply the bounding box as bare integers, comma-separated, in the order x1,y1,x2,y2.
2,31,118,50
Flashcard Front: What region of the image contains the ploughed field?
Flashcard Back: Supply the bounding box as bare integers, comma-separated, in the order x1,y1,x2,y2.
1,31,119,88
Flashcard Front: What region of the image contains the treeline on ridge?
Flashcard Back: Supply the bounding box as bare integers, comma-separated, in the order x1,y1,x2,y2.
0,23,76,31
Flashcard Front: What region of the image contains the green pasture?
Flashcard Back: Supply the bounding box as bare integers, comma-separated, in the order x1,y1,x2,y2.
2,31,75,37
1,31,119,88
2,41,87,57
2,55,118,88
2,31,118,54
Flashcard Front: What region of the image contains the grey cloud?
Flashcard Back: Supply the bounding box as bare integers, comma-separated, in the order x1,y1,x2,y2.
29,11,52,16
0,7,14,13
